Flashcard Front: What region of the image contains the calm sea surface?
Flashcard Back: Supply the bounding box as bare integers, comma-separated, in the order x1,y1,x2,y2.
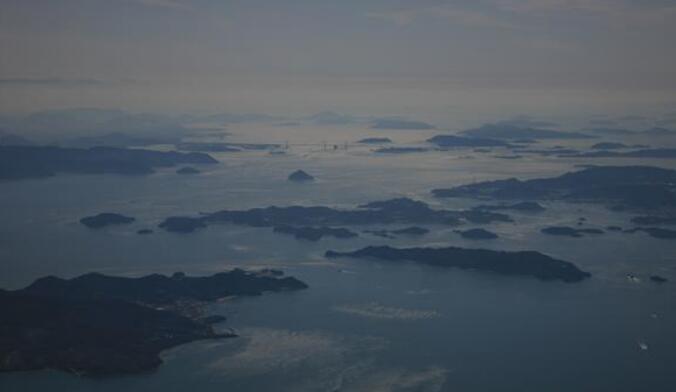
1,124,675,391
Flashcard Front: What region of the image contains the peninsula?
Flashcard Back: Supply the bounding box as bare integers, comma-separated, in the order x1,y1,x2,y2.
432,166,676,210
0,145,217,180
0,269,307,377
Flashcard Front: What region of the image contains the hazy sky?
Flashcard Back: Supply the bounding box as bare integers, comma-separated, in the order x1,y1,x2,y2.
1,0,675,121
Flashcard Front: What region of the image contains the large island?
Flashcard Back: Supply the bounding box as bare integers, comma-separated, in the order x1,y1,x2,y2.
432,166,676,210
158,197,512,233
0,269,307,377
0,145,217,180
325,246,591,283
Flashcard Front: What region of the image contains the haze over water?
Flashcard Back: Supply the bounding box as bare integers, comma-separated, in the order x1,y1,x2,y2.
2,1,676,391
1,121,675,391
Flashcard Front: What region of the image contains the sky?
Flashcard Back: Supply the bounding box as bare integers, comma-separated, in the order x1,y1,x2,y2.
1,0,675,123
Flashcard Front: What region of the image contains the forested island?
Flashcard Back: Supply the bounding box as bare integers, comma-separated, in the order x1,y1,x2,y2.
0,145,217,180
325,246,591,282
158,198,512,233
80,213,135,228
432,166,676,210
0,269,307,377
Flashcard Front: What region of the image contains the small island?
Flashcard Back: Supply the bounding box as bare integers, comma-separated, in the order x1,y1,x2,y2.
541,226,604,238
176,166,201,175
455,228,498,239
514,147,580,156
325,245,591,282
625,227,676,239
363,230,396,238
370,119,435,130
80,213,135,229
158,216,208,233
288,169,315,182
176,142,280,152
0,269,308,377
563,148,676,159
175,142,241,152
426,135,510,148
650,275,668,283
591,142,628,150
631,216,676,225
364,226,429,238
357,137,392,144
473,201,545,212
272,225,358,241
512,138,537,144
374,147,429,154
459,123,593,140
391,226,429,235
137,229,154,235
